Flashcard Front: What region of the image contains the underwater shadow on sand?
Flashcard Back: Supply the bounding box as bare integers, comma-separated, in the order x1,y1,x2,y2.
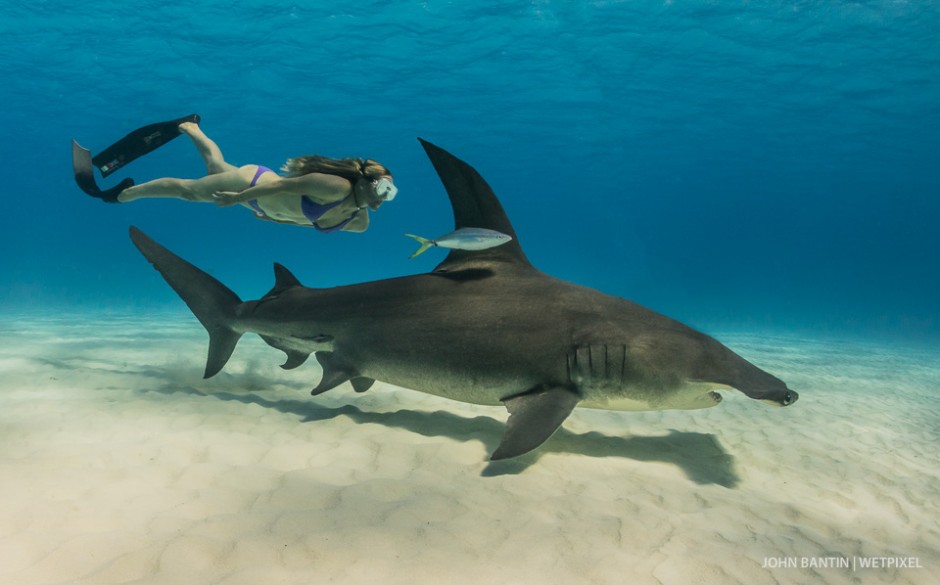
146,384,740,487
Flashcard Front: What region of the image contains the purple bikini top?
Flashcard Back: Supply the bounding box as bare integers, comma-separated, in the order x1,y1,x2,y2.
300,197,361,233
247,166,360,233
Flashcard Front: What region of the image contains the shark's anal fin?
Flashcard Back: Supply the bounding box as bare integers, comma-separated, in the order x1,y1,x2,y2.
281,352,310,370
351,377,375,393
311,352,362,395
258,335,311,370
491,386,580,460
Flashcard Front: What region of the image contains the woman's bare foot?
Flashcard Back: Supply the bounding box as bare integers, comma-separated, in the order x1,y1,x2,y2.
116,185,140,202
178,121,200,136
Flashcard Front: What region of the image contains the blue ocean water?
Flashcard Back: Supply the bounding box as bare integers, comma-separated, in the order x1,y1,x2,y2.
1,0,938,341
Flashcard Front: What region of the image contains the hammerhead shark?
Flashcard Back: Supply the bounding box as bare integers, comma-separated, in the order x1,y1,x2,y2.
130,139,797,460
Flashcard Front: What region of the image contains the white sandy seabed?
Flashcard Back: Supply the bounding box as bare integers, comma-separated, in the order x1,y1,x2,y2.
0,311,938,585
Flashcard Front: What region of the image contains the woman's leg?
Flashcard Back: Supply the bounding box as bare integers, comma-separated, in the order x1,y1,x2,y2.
117,168,252,203
117,122,253,203
179,121,239,175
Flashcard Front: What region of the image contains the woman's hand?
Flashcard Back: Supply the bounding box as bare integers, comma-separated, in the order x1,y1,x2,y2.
213,191,247,207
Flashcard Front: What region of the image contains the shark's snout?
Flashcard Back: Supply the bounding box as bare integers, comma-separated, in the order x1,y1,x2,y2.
760,389,798,407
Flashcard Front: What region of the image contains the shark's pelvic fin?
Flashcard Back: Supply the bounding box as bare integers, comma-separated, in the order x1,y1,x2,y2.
491,386,580,460
311,353,375,394
129,227,243,378
312,352,360,395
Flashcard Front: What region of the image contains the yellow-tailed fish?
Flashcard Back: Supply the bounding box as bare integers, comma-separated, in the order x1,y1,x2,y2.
404,227,513,259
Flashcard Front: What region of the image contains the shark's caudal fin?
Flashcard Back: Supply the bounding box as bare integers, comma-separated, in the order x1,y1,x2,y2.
417,139,531,270
129,227,242,378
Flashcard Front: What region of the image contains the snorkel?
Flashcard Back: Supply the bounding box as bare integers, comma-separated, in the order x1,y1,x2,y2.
352,176,396,210
354,176,398,210
375,177,398,201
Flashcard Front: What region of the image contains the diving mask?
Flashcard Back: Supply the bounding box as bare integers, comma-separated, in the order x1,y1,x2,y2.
375,177,398,201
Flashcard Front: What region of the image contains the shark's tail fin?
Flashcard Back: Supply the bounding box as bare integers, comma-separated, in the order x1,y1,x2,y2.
404,234,434,259
129,227,243,378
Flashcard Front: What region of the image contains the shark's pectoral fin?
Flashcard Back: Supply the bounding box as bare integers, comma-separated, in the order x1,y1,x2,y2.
491,385,580,460
311,352,363,396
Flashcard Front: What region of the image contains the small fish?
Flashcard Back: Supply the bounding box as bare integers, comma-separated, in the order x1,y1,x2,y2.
404,227,513,259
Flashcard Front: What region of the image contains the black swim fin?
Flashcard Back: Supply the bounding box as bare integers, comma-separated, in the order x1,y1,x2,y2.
72,113,200,203
72,140,133,203
93,113,200,178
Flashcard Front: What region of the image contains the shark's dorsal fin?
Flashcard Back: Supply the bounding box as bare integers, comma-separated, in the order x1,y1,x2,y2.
263,263,302,299
418,138,532,271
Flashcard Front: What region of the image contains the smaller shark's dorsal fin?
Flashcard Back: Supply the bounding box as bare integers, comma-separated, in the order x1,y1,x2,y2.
418,138,532,271
274,263,302,288
263,263,302,299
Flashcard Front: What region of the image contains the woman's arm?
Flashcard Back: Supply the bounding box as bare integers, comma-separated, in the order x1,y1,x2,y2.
214,173,352,206
341,209,370,233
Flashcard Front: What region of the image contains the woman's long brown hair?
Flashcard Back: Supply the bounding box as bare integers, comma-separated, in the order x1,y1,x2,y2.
281,155,391,183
